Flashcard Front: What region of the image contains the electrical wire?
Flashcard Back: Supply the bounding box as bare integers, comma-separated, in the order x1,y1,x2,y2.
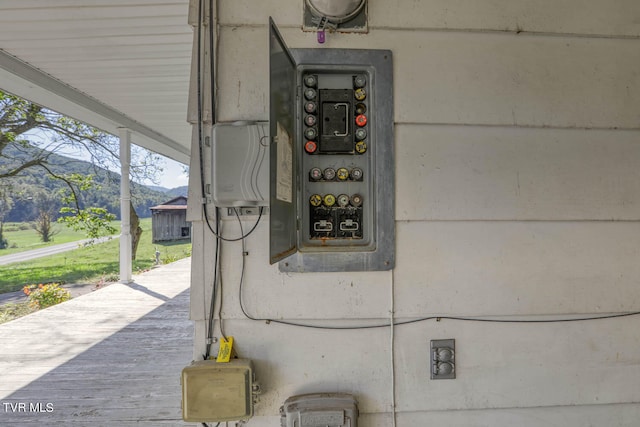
247,126,264,199
243,307,640,330
237,240,640,329
203,237,219,358
208,206,262,346
216,208,227,340
236,208,263,241
237,213,255,324
252,125,268,201
205,206,264,242
204,207,222,359
389,269,397,427
195,0,213,360
195,0,205,205
208,0,215,124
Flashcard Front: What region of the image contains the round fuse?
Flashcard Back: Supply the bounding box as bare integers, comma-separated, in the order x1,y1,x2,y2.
350,167,363,181
309,167,322,181
309,194,322,207
304,88,316,100
304,127,317,140
323,194,336,207
355,114,367,127
354,74,367,88
304,101,317,113
355,128,367,140
304,75,317,88
354,88,366,101
304,141,318,154
337,194,350,208
337,167,349,181
351,194,363,207
355,141,367,154
323,168,336,181
305,115,317,126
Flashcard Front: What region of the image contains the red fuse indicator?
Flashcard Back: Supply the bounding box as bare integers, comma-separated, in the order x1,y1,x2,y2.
355,114,367,127
304,140,318,154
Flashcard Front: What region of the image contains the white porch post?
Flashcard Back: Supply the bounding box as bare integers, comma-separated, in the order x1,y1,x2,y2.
119,127,132,283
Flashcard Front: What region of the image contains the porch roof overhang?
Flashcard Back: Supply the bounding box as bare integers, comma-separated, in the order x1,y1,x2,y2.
0,1,194,164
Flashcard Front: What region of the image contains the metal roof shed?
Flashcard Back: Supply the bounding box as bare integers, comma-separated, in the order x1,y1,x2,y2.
150,196,190,242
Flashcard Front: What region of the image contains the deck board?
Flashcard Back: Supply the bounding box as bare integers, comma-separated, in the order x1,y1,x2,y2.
0,258,198,426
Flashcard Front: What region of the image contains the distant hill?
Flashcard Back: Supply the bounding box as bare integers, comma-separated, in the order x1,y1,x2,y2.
166,186,188,197
0,148,187,223
147,185,188,197
146,185,169,193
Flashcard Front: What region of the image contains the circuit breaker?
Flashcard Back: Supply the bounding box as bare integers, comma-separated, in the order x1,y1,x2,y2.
269,18,394,272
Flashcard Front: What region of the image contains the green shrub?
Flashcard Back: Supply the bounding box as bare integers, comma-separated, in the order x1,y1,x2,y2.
22,283,71,309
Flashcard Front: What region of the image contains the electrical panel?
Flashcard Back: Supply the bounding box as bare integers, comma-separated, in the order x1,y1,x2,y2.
302,73,370,249
269,18,394,272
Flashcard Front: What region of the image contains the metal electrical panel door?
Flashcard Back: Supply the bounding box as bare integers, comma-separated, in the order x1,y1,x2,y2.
269,18,394,272
269,18,297,263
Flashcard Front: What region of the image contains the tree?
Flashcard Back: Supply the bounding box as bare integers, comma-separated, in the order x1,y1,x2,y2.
130,201,143,261
0,189,12,249
32,192,60,243
57,174,116,240
0,90,162,258
0,91,160,182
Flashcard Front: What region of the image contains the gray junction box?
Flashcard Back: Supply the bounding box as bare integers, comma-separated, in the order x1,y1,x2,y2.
211,121,269,208
280,393,359,427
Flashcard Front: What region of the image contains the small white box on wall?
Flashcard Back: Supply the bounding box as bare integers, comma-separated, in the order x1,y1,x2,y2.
211,121,269,208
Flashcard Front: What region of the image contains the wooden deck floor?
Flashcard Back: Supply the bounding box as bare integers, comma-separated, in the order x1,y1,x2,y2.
0,258,198,426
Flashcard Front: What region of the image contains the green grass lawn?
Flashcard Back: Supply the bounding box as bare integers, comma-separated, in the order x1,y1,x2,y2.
0,218,191,294
1,221,104,255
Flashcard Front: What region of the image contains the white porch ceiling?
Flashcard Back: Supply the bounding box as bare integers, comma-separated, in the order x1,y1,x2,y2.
0,0,193,164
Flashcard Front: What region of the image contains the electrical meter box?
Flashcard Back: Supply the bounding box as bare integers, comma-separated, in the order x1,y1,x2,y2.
280,393,359,427
181,359,255,423
211,121,269,207
269,18,394,272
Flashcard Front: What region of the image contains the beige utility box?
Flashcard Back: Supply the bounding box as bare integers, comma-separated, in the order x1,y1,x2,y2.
181,359,254,423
